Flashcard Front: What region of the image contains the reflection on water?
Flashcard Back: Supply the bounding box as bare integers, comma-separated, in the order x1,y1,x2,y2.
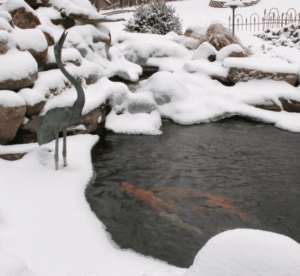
86,118,300,268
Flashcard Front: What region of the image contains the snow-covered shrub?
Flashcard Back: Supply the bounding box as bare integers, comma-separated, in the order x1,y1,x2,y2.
123,0,182,35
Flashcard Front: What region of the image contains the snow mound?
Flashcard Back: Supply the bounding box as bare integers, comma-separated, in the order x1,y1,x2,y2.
0,30,17,50
0,90,26,107
0,254,39,276
185,229,300,276
46,46,82,66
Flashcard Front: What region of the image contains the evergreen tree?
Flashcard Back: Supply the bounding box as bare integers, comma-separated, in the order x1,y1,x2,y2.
124,0,182,35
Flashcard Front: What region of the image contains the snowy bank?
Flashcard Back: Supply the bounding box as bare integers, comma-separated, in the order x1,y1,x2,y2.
0,134,185,276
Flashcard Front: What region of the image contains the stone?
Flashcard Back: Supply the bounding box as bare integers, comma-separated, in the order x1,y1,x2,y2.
37,25,55,47
255,98,300,113
14,28,48,68
227,67,298,86
0,73,37,91
224,57,299,86
9,7,41,29
0,152,27,161
192,42,217,60
0,103,26,145
0,49,38,91
173,35,202,50
0,30,16,55
51,17,75,30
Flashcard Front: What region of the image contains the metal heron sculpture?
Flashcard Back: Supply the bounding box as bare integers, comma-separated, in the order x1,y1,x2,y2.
37,31,85,170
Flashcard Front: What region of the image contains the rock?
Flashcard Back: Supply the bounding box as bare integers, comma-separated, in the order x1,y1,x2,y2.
254,98,300,113
0,91,26,144
0,49,38,91
45,47,82,71
0,30,17,55
18,88,46,118
1,0,41,29
24,0,48,9
13,28,48,68
224,57,298,86
0,152,27,160
217,44,247,61
192,42,217,61
37,25,55,47
51,17,75,30
173,35,202,50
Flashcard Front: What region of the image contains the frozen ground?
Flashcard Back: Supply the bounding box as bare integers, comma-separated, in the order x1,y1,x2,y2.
1,0,300,276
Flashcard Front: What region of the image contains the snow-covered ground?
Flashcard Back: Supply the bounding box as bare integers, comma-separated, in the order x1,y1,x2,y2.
1,0,300,276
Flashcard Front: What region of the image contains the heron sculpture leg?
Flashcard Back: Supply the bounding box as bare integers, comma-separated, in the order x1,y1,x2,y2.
62,127,67,167
55,128,59,170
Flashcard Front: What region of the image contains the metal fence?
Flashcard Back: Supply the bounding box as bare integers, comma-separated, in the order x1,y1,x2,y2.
229,8,300,32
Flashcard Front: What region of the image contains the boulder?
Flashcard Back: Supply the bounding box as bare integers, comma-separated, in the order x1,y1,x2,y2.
224,57,298,86
1,0,41,29
0,152,27,161
255,98,300,113
18,88,46,118
45,46,82,70
37,25,55,47
0,30,17,55
0,49,38,91
51,16,75,30
216,44,247,61
13,28,49,67
192,42,217,61
0,91,26,144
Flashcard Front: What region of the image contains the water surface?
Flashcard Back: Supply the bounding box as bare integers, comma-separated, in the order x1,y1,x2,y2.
86,118,300,267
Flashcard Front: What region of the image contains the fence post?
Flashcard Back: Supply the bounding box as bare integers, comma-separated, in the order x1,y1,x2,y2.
246,17,247,31
229,16,231,31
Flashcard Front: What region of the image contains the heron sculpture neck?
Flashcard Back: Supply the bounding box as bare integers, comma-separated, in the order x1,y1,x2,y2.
54,33,85,115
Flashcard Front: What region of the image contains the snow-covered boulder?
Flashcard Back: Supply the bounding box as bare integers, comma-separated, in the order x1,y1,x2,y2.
192,42,217,61
45,46,82,70
18,88,46,118
224,57,299,85
0,90,26,144
64,24,111,63
13,28,48,67
0,30,17,55
37,25,55,47
117,33,189,67
185,229,300,276
0,48,38,90
165,31,201,51
0,0,41,29
216,44,246,61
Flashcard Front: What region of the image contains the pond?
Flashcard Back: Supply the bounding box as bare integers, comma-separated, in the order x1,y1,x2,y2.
85,117,300,268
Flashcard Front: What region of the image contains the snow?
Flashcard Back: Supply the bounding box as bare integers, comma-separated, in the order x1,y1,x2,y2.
12,28,48,52
185,229,300,276
0,49,37,82
18,88,45,107
223,56,299,73
0,90,25,107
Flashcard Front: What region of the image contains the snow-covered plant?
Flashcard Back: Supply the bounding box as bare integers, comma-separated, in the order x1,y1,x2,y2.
124,0,183,35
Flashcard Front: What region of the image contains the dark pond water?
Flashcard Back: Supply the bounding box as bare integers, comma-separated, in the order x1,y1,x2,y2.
85,118,300,268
